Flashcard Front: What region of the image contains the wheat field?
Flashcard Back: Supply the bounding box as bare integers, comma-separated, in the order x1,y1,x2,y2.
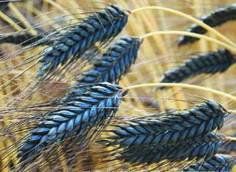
0,0,235,171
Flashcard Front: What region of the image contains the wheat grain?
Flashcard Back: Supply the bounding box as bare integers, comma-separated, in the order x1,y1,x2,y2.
0,4,129,106
104,100,227,147
0,32,49,46
81,133,221,171
178,4,236,46
14,82,124,168
160,49,235,84
0,1,235,171
65,36,142,101
38,5,128,78
218,136,236,154
116,133,221,164
183,154,235,171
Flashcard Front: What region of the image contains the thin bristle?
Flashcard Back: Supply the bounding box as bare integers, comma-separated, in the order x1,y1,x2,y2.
183,154,235,171
178,4,236,46
160,49,235,84
37,5,128,77
65,36,142,100
18,82,123,164
105,100,227,147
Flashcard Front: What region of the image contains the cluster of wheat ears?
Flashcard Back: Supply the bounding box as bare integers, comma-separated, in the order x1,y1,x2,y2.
0,0,235,171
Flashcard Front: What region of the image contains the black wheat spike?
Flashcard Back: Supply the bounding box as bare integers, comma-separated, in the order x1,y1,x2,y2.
120,133,221,164
96,133,221,167
37,5,128,77
65,36,142,100
0,32,50,46
178,4,236,46
160,49,236,84
218,136,236,154
18,82,124,161
183,154,235,171
105,100,227,147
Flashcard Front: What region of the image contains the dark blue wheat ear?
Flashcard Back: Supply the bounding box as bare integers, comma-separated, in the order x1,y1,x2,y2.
118,133,221,165
218,136,236,154
183,154,235,171
65,36,142,100
178,4,236,46
160,49,236,84
37,5,129,77
105,100,227,147
18,82,124,163
0,32,50,46
86,133,221,171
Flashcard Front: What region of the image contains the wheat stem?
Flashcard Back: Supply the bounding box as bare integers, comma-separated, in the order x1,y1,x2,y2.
0,10,22,31
140,31,236,52
126,83,236,102
229,110,236,114
8,3,37,35
43,0,76,21
132,6,236,48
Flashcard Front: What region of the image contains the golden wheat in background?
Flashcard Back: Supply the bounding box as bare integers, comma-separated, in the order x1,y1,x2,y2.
0,0,235,171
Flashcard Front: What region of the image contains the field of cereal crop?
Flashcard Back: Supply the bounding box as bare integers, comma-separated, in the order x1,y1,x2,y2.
0,0,235,171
